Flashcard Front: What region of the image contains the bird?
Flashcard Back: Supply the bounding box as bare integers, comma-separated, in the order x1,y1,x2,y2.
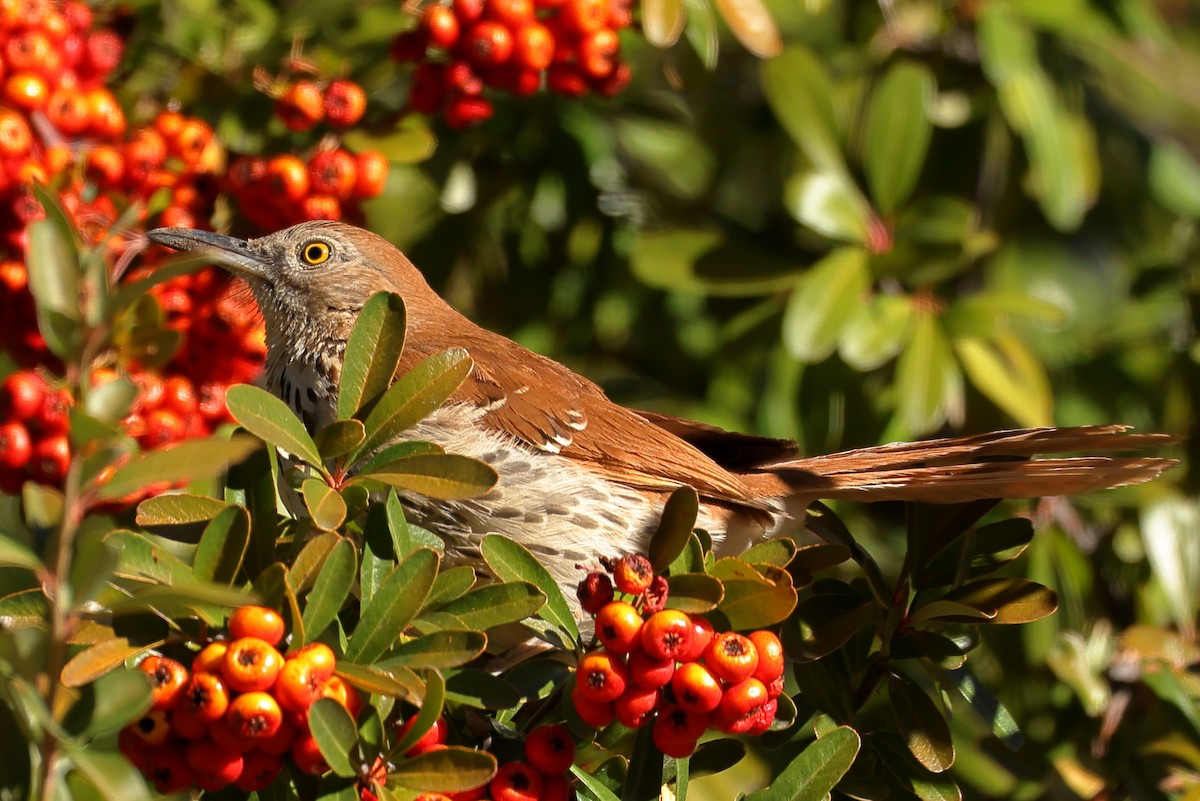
146,221,1176,592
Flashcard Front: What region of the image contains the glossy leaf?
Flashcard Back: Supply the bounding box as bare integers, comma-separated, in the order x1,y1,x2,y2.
895,310,963,436
863,61,935,213
712,561,797,629
744,725,860,801
939,578,1058,624
135,494,229,527
336,661,424,702
481,534,579,643
786,592,877,661
839,293,914,370
391,670,446,758
344,547,439,663
105,529,193,585
390,747,497,793
761,48,846,175
433,582,545,630
303,478,349,531
224,384,324,469
302,537,356,639
355,348,473,458
783,247,869,362
288,532,342,596
96,437,261,500
357,440,444,476
309,698,359,778
665,572,724,613
426,565,477,606
648,486,699,571
192,505,250,585
784,173,871,244
739,538,797,568
712,0,780,57
338,290,407,420
955,333,1052,427
941,666,1023,749
789,542,851,575
889,673,954,772
445,670,522,709
383,630,487,668
63,747,152,801
64,667,152,737
61,637,158,688
314,419,367,460
355,453,497,501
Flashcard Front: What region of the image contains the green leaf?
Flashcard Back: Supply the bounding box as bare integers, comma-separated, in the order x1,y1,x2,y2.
426,566,477,606
1149,140,1200,217
0,533,43,573
63,747,153,801
740,538,797,568
642,0,685,47
712,0,780,57
955,333,1052,427
782,247,870,362
135,494,229,527
390,747,497,793
192,505,250,585
939,578,1058,624
863,61,935,214
355,454,497,501
711,561,797,630
872,733,962,801
761,48,847,175
84,376,138,425
105,529,193,585
357,441,444,475
224,384,325,470
391,671,446,758
789,542,851,575
648,487,698,572
744,725,860,801
64,668,152,738
889,673,954,773
785,592,877,661
444,670,522,709
433,582,545,631
107,582,253,624
784,173,871,244
302,537,356,639
0,692,31,799
894,310,963,436
481,535,579,644
383,630,487,668
338,291,407,420
665,573,724,613
288,532,342,596
343,125,436,165
314,419,367,460
96,437,261,500
629,229,801,297
26,197,80,323
355,348,473,458
571,765,623,801
309,698,359,778
60,638,159,689
303,478,349,531
941,666,1023,750
839,293,914,370
335,661,424,702
344,548,439,663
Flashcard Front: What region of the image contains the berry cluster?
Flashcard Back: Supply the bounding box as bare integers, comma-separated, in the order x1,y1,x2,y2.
573,555,785,757
119,606,360,793
225,146,388,231
272,76,368,132
391,0,633,128
0,370,71,491
404,723,576,801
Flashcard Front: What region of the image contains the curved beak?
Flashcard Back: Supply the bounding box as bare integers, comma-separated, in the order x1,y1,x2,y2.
147,227,271,281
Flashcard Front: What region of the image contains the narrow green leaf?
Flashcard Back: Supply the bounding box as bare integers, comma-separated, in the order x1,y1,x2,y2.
355,454,497,501
302,538,356,639
761,48,847,175
784,173,872,244
288,532,342,596
481,535,579,644
61,638,158,688
444,670,521,709
863,61,935,213
338,291,407,420
224,384,324,469
744,726,860,801
314,419,367,460
302,478,349,531
336,661,424,702
105,529,193,585
309,698,359,778
355,348,473,458
426,566,477,606
63,747,153,801
740,538,797,568
895,311,963,436
839,293,914,370
571,765,623,801
648,487,699,572
940,578,1058,624
135,494,229,527
872,732,963,801
26,199,80,322
785,593,877,662
433,582,545,631
192,505,250,585
344,548,439,663
97,437,261,500
889,673,954,772
391,670,446,758
782,248,870,362
955,333,1053,428
70,668,152,738
383,630,487,668
941,667,1023,749
390,747,497,793
0,533,43,572
357,441,444,476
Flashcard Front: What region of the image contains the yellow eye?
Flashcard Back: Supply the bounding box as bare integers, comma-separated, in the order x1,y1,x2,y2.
300,240,331,265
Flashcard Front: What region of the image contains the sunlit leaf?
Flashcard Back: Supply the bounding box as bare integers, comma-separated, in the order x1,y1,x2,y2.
0,533,43,573
665,572,724,613
309,698,359,778
863,61,935,214
302,478,348,531
889,673,954,773
135,494,229,527
344,548,439,663
433,582,545,630
839,293,914,370
939,578,1058,624
302,537,356,639
63,747,153,801
355,348,473,458
642,0,686,47
712,0,780,57
337,291,407,420
192,505,250,585
761,48,847,175
712,562,797,629
894,310,963,436
744,725,860,801
782,247,870,362
382,630,487,669
355,454,497,501
784,173,871,244
314,419,367,460
481,535,579,644
224,384,324,470
97,437,261,500
389,747,497,793
60,638,158,688
955,333,1052,427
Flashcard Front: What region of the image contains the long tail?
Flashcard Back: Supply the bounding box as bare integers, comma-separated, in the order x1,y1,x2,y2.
764,426,1177,504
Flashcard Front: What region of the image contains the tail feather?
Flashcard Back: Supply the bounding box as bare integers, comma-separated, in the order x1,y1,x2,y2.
766,426,1177,504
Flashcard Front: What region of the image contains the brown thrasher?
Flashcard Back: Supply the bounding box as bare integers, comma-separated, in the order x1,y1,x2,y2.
147,221,1175,589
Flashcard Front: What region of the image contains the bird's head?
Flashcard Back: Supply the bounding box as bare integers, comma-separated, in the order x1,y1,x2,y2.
147,220,437,349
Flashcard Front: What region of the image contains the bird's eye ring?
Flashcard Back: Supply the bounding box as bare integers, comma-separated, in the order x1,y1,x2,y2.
300,240,332,266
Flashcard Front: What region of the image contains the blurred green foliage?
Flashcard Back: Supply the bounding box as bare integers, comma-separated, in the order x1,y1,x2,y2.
93,0,1200,797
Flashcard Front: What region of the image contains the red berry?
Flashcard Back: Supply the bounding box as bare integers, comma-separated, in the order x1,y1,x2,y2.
559,0,609,33
308,149,359,199
576,571,614,614
186,737,244,791
0,423,32,470
594,601,643,655
706,631,759,684
444,95,493,129
639,609,693,662
454,0,486,24
353,150,389,198
627,648,675,689
670,661,722,714
275,80,324,132
1,372,44,422
323,79,367,127
576,650,628,703
463,21,513,68
749,630,785,683
490,761,542,801
570,683,615,727
524,724,575,775
29,435,69,484
485,0,534,27
422,4,462,49
613,684,659,728
676,615,714,663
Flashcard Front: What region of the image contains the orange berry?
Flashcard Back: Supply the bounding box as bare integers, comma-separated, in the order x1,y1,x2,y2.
576,650,628,703
275,80,324,131
265,154,310,203
716,677,768,735
558,0,608,34
705,631,759,684
210,715,258,754
676,615,713,663
221,637,283,692
291,731,329,775
613,683,659,729
227,691,284,740
524,724,575,775
46,86,89,135
192,641,228,674
613,554,653,595
749,630,784,683
323,78,367,127
594,600,643,654
578,28,619,79
627,648,675,689
640,609,693,662
570,683,615,728
125,709,171,745
274,658,328,714
422,4,461,49
84,87,125,137
229,605,286,646
353,150,389,198
235,749,284,792
186,737,244,791
4,72,49,110
321,674,362,718
651,703,704,758
178,671,230,722
138,655,189,711
463,21,513,67
490,761,543,801
485,0,534,27
670,661,722,714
